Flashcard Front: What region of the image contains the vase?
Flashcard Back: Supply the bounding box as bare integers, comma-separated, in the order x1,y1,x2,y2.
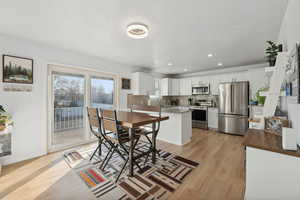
269,59,276,66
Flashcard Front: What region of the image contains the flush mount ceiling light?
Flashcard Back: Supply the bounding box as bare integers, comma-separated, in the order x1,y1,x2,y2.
218,62,223,66
167,62,173,66
208,53,213,58
184,68,188,72
127,23,149,39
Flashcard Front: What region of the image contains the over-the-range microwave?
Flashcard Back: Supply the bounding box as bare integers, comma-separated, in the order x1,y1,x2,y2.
192,83,210,95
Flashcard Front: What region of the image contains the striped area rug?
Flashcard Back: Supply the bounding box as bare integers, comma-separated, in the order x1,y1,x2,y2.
63,142,199,200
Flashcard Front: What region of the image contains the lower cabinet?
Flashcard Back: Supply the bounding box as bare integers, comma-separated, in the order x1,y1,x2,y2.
208,108,218,129
245,147,300,199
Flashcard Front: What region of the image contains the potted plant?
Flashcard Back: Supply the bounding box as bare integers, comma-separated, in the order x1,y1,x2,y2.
0,105,12,131
265,41,280,66
256,88,268,106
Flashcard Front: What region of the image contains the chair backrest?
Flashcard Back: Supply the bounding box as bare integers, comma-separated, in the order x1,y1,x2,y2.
99,109,118,134
130,105,161,132
87,107,102,138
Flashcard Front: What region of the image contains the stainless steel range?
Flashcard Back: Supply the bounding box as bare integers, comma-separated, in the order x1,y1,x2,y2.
190,106,208,129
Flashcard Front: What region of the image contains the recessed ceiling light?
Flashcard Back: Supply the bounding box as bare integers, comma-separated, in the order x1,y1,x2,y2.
167,62,173,66
208,53,213,58
127,23,149,39
218,62,223,66
184,68,188,72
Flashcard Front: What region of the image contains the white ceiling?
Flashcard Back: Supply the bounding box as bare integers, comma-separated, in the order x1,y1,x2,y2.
0,0,288,74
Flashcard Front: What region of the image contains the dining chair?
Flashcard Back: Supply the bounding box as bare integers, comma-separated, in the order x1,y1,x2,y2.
130,105,162,161
98,108,142,182
86,107,110,161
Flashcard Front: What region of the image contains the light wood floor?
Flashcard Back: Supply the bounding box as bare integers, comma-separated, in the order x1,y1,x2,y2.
0,129,245,200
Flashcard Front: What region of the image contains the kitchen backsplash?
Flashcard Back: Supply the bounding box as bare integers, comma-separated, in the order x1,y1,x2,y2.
161,95,219,107
127,94,218,108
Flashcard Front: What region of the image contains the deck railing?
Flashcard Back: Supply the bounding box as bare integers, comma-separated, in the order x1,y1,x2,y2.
54,107,84,132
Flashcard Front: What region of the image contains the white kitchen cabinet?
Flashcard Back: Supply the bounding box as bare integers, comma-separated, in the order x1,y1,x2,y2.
158,110,192,145
161,78,171,96
245,147,300,199
171,79,180,96
211,79,220,95
208,107,218,129
153,78,161,96
180,79,192,96
161,78,180,96
132,72,154,95
244,130,300,200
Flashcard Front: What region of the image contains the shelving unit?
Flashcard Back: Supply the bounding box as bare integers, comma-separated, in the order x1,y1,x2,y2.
0,125,12,175
249,52,289,130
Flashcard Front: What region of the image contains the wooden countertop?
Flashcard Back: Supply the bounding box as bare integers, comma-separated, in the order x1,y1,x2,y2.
243,129,300,158
117,111,169,128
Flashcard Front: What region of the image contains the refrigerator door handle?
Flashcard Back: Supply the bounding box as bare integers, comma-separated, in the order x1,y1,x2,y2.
231,84,233,113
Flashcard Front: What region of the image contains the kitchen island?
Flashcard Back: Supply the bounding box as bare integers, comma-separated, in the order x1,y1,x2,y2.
158,107,192,145
243,129,300,199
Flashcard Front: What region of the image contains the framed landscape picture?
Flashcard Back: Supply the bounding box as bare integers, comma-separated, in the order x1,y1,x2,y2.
121,78,131,90
2,55,33,84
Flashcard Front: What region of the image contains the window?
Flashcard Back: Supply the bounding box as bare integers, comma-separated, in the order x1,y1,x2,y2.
90,77,115,109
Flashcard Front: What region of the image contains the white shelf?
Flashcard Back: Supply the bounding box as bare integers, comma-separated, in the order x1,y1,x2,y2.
265,67,277,73
259,91,286,97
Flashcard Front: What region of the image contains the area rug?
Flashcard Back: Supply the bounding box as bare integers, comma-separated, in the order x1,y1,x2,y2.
63,142,199,200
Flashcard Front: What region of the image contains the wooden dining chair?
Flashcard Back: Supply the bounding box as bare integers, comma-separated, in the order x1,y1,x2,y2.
86,107,110,161
98,109,142,182
130,105,162,160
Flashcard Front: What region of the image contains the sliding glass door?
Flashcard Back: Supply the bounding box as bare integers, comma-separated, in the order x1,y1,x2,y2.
51,72,88,149
48,65,118,152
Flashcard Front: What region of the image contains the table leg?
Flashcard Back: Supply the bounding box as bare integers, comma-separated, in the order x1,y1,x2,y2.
152,122,156,164
128,127,134,176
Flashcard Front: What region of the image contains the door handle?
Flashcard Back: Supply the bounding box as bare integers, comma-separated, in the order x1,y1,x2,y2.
231,85,233,113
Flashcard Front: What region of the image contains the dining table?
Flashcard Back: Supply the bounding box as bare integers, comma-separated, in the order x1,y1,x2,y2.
116,111,169,177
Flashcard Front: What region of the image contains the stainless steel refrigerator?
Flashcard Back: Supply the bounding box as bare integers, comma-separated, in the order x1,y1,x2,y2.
218,81,249,135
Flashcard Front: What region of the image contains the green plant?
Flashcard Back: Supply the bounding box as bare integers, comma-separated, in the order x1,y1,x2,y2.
256,88,268,105
0,105,12,127
0,105,5,113
265,41,280,66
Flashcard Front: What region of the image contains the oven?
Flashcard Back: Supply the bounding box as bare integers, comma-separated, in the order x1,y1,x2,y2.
192,84,210,95
191,106,208,129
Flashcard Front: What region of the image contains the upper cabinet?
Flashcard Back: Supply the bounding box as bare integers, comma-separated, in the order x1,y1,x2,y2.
161,78,180,96
161,78,171,96
171,79,180,96
132,72,154,95
180,79,192,95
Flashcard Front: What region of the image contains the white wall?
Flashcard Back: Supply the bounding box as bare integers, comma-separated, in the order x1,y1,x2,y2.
0,34,134,165
278,0,300,51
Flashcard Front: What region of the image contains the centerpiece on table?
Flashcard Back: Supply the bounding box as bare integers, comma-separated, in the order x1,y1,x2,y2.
0,105,13,131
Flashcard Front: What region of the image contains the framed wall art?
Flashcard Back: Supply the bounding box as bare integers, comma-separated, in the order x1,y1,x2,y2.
2,55,33,84
121,78,131,90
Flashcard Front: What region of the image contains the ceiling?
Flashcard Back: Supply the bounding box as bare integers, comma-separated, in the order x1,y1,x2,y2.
0,0,288,74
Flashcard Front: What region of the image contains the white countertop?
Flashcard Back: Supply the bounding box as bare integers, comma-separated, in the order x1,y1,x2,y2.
162,107,191,113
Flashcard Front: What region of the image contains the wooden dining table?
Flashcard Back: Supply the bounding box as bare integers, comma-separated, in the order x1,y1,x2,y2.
116,111,169,176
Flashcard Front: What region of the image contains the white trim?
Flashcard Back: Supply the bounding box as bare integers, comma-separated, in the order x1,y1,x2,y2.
48,138,98,153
